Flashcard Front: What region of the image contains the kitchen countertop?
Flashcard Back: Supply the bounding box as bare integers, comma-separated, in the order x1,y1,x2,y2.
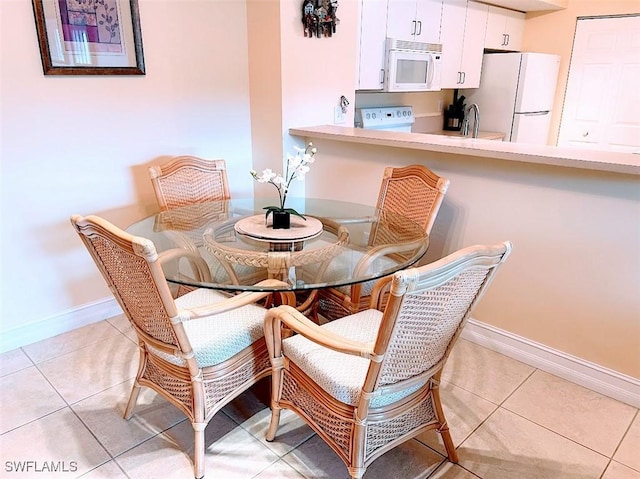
289,125,640,176
421,129,506,141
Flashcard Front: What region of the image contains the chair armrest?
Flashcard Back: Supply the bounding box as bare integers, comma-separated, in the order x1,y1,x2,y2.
163,230,199,252
264,305,377,360
353,238,427,278
158,248,212,283
183,279,291,319
368,275,394,310
332,216,377,226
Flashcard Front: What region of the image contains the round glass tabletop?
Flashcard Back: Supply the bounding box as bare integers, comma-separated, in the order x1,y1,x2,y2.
126,198,429,292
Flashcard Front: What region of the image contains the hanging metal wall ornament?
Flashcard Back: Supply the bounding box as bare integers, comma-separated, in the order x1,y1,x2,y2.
302,0,339,38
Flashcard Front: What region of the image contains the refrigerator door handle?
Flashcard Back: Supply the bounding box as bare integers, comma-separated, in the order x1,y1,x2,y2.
520,111,550,116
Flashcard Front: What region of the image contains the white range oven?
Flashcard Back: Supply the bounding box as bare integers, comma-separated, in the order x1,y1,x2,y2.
355,106,414,132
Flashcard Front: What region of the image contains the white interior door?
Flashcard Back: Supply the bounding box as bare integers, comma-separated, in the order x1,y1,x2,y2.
558,15,640,152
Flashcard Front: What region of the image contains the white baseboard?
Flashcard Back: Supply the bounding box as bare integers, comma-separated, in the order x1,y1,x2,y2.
1,298,122,354
461,318,640,408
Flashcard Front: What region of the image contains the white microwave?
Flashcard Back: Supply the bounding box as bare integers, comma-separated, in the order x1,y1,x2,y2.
384,38,442,92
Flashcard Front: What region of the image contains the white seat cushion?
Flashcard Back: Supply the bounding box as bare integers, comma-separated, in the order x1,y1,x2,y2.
282,309,425,407
176,289,266,368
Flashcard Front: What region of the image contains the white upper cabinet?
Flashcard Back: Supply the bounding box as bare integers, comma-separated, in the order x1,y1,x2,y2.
485,5,525,51
357,0,388,90
459,2,489,87
440,0,488,89
439,0,466,87
387,0,443,44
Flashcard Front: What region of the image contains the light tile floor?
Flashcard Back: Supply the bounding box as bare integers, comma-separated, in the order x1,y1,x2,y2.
1,315,638,479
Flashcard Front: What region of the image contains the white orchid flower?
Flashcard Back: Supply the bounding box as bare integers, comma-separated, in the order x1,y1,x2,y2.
296,165,310,180
287,153,302,169
249,142,317,219
257,168,276,183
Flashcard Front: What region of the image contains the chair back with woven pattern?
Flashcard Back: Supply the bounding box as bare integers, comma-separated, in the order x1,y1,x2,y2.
371,164,449,247
149,156,230,211
155,200,231,252
71,215,187,351
316,164,450,321
364,242,511,396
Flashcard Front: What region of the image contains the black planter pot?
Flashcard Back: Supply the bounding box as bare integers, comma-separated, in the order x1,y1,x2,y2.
272,210,291,229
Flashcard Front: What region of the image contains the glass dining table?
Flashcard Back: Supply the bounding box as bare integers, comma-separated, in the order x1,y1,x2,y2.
126,198,429,294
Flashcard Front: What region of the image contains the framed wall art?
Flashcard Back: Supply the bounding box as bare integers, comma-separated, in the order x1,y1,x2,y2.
32,0,145,75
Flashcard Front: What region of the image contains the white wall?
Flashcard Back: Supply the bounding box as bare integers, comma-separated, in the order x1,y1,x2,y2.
0,0,359,351
0,0,255,350
304,140,640,378
247,0,359,201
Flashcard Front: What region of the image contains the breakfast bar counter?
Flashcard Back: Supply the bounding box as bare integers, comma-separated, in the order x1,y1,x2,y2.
287,122,640,395
290,125,640,176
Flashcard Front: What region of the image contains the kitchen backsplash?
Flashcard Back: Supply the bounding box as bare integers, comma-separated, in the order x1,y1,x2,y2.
412,113,445,133
355,90,452,118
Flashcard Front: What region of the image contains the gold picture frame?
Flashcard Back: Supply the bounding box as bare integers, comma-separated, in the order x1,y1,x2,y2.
32,0,145,75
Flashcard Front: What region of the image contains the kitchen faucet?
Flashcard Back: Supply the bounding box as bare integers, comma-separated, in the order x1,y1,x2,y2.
461,103,480,138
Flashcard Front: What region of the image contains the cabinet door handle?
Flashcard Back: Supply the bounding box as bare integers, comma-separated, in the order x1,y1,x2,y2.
502,33,507,46
461,71,466,84
416,20,422,36
380,69,385,85
505,33,510,46
411,20,416,35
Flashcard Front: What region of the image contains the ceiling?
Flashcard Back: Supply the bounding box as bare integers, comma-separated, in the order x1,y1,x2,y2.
481,0,568,12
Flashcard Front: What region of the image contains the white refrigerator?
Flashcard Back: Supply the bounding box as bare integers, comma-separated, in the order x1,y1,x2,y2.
462,53,561,144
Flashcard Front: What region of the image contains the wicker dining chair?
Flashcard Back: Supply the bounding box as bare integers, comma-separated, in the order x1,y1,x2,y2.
317,164,450,321
148,156,231,211
71,214,294,479
148,157,233,296
264,241,512,479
